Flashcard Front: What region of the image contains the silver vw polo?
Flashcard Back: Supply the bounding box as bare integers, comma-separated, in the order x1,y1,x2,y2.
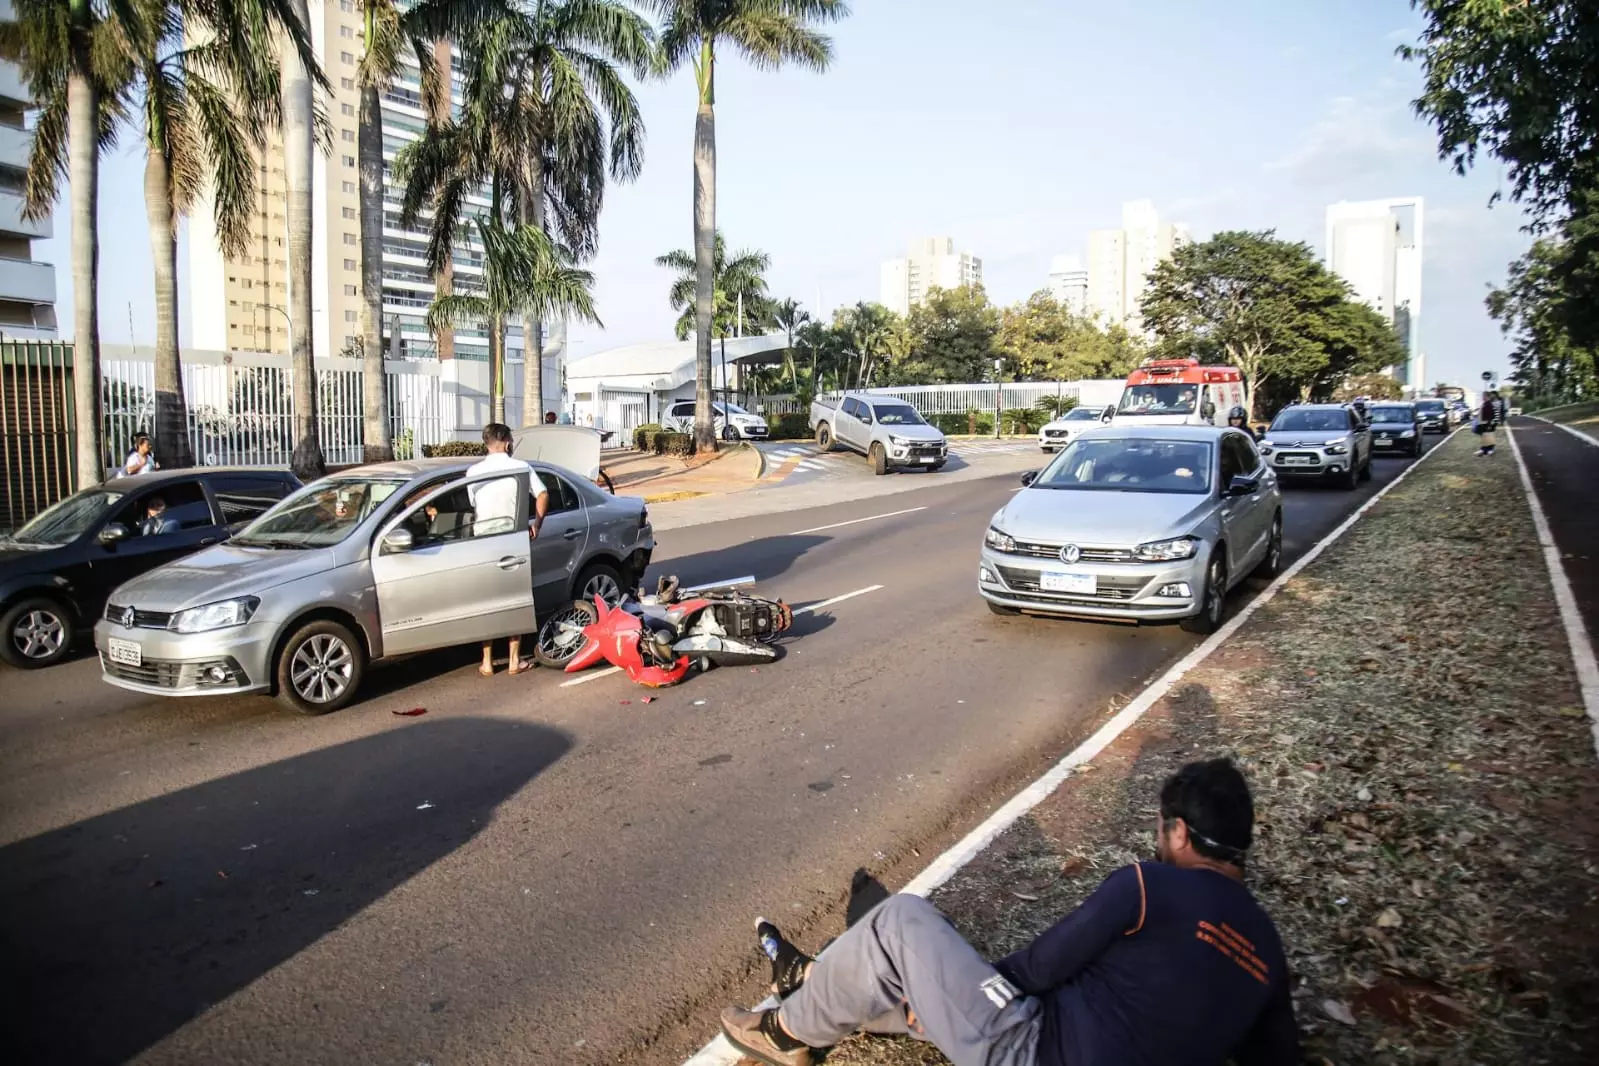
978,426,1282,632
93,430,654,714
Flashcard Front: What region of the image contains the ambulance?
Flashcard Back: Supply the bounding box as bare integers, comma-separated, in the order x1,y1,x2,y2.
1111,358,1247,427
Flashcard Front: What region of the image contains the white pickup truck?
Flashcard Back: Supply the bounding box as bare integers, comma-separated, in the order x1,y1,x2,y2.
809,393,949,474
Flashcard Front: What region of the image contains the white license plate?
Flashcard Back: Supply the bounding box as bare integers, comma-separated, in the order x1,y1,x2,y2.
107,637,142,667
1041,571,1097,594
917,456,937,464
1375,438,1393,447
1280,455,1313,466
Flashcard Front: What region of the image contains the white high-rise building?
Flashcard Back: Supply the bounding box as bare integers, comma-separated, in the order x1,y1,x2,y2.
1085,200,1189,332
1325,198,1424,387
0,1,58,340
1047,255,1088,316
879,237,982,316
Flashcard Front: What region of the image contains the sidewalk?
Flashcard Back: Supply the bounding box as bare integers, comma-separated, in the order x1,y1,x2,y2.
603,444,765,504
815,431,1599,1066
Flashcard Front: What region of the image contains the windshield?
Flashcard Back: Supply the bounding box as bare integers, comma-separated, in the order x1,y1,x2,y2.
1369,406,1414,424
1270,409,1348,433
1063,407,1100,421
872,404,925,426
1415,400,1446,413
233,477,406,548
11,489,125,545
721,402,749,415
1034,437,1214,495
1117,383,1199,415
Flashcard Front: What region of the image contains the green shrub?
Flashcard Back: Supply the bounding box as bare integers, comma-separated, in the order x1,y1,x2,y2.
1001,407,1047,434
632,423,663,451
393,428,415,460
652,431,695,457
766,412,811,440
422,440,488,458
929,410,994,435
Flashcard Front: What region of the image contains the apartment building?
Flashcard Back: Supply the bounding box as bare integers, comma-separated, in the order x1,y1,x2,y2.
0,3,58,340
1325,197,1424,387
1047,254,1088,316
878,237,982,317
1085,200,1189,332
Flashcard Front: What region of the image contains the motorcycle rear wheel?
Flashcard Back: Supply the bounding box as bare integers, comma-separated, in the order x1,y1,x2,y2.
535,600,601,669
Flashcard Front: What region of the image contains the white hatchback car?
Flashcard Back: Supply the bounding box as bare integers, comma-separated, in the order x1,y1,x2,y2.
663,399,768,441
1038,405,1114,451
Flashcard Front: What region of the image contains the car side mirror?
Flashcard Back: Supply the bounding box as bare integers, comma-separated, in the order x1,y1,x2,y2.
1101,411,1114,423
1225,475,1259,498
382,527,415,553
98,523,129,545
1020,470,1038,487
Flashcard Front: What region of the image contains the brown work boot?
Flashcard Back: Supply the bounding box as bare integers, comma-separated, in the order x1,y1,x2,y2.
719,1007,814,1066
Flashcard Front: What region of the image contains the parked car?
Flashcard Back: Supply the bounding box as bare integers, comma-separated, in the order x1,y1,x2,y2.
1413,398,1450,434
1037,405,1114,451
1,468,301,669
1447,400,1472,426
979,426,1281,633
93,442,654,714
809,393,948,474
662,399,768,440
1258,404,1373,489
1366,402,1425,457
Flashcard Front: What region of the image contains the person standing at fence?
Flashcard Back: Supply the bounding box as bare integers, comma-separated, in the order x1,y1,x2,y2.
122,435,158,477
468,422,549,676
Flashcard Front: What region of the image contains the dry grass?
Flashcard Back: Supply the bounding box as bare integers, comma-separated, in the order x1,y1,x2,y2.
819,432,1599,1066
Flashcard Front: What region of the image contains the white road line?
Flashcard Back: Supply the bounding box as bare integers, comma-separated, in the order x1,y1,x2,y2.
681,438,1449,1066
790,507,928,536
559,665,621,688
792,584,883,616
683,576,755,592
1507,426,1599,756
1527,413,1599,449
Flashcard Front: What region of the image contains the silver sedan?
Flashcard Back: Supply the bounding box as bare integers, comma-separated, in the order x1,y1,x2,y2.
978,425,1282,632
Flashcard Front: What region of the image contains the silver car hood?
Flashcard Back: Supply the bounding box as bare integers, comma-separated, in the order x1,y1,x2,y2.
1263,429,1347,447
108,544,339,612
997,487,1211,546
880,424,945,442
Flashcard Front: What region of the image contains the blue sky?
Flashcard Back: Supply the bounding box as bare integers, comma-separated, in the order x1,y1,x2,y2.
42,0,1531,385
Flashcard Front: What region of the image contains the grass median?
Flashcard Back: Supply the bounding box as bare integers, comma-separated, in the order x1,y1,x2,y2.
823,430,1599,1065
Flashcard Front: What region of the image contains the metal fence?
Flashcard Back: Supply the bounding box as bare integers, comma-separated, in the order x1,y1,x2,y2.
0,341,75,531
749,382,1090,418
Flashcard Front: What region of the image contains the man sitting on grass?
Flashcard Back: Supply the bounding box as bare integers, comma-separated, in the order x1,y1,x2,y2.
723,757,1301,1066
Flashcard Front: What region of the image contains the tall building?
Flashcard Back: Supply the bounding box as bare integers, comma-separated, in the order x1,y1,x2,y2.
1325,198,1424,387
878,237,982,316
1085,200,1189,332
0,3,58,340
1047,254,1088,316
186,6,561,392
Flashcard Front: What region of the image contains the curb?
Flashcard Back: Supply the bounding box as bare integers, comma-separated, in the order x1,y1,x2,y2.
679,437,1453,1065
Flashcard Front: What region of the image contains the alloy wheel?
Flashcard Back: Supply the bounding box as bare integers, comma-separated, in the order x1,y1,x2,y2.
12,609,64,660
581,571,624,606
290,633,353,705
1205,560,1225,626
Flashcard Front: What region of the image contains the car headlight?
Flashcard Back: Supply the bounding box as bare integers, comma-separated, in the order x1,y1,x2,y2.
1322,436,1348,454
1400,429,1415,438
170,597,260,634
1133,536,1199,562
984,526,1016,552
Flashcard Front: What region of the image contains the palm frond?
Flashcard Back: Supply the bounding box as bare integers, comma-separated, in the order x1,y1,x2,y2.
426,292,492,334
723,11,833,72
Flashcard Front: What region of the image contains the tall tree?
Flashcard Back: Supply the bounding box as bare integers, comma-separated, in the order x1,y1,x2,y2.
283,0,323,479
996,291,1146,383
1487,238,1598,403
892,285,996,385
649,0,846,452
771,297,808,389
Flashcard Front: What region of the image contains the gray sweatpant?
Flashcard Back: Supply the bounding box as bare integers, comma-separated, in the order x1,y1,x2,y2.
777,894,1041,1066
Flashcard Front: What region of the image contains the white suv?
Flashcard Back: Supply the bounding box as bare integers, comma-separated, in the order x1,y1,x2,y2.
664,400,769,441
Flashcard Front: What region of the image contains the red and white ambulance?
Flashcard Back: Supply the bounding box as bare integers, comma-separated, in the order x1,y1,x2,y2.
1111,358,1247,427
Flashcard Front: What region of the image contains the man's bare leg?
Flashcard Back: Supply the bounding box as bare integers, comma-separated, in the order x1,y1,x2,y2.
507,636,532,674
480,642,495,677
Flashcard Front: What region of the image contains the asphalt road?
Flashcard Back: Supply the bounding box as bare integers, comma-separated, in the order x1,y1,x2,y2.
1511,416,1599,646
0,441,1428,1065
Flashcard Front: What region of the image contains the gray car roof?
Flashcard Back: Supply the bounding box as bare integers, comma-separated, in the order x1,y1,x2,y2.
104,465,294,490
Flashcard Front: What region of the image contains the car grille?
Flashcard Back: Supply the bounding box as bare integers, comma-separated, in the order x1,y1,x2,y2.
101,655,247,689
993,567,1150,601
1009,540,1133,563
907,443,945,457
103,603,175,629
1042,429,1067,439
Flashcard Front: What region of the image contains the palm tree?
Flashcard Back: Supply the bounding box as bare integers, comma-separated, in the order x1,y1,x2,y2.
657,232,770,401
771,297,808,390
282,0,324,479
649,0,846,452
425,218,600,422
396,3,650,426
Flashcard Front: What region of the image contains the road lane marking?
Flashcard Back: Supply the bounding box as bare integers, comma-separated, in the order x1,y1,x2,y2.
682,435,1450,1066
790,507,927,536
1507,426,1599,755
559,665,621,687
792,584,883,616
683,576,755,592
1527,413,1599,449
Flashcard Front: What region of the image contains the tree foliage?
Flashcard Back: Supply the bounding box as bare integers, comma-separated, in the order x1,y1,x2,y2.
656,232,773,340
1487,238,1598,403
997,291,1146,382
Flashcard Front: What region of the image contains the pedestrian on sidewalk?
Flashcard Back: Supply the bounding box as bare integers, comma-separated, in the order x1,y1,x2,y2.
1475,393,1499,457
467,422,549,675
723,757,1300,1066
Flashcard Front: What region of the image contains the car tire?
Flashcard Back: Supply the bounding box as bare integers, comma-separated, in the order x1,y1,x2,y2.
816,423,834,452
986,600,1020,616
722,425,739,442
1342,461,1359,491
1254,513,1283,580
1181,554,1228,635
1,596,75,669
574,561,625,607
275,619,365,715
534,599,600,669
870,442,889,475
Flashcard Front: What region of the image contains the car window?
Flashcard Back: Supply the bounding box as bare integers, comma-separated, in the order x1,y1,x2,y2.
235,477,406,548
1035,437,1214,495
1065,407,1099,421
11,489,124,545
840,398,858,418
873,404,924,425
671,402,693,419
398,473,527,546
109,480,213,539
1221,435,1257,482
1270,409,1346,432
209,475,294,527
541,473,582,516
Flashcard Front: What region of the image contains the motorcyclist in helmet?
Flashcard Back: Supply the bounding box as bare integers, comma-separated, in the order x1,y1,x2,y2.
1225,405,1258,440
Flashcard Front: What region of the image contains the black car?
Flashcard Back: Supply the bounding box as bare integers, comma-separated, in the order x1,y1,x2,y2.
0,467,301,668
1366,402,1425,457
1413,398,1450,434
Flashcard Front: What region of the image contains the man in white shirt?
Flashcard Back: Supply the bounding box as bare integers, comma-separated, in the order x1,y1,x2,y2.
466,422,549,675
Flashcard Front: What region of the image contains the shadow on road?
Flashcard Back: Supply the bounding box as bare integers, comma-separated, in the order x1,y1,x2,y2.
0,716,572,1066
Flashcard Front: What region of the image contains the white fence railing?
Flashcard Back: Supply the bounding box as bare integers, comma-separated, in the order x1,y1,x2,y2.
747,381,1125,419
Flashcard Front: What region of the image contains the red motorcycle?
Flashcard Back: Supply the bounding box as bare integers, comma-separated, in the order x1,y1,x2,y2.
561,577,793,687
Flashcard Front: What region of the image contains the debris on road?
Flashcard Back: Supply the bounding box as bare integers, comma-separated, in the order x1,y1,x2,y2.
416,802,435,811
392,707,428,717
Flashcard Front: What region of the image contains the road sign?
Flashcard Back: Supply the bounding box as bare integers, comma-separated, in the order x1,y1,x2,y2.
1481,371,1493,381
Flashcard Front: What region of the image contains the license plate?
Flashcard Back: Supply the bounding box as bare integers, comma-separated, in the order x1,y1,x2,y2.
1280,455,1312,466
107,637,142,667
1041,571,1097,594
917,456,937,464
1375,438,1393,447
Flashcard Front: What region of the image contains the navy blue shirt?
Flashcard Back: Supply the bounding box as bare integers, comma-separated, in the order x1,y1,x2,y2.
995,863,1299,1066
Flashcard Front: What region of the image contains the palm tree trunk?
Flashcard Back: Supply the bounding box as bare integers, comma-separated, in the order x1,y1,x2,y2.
358,79,392,462
691,40,717,454
66,9,102,489
144,142,193,469
520,155,545,427
490,313,505,425
284,0,324,479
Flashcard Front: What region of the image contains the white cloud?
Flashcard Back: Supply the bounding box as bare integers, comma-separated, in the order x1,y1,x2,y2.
1265,96,1436,190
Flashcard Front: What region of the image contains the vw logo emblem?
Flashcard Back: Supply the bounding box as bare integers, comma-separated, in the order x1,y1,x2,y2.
121,606,136,628
1059,544,1082,564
